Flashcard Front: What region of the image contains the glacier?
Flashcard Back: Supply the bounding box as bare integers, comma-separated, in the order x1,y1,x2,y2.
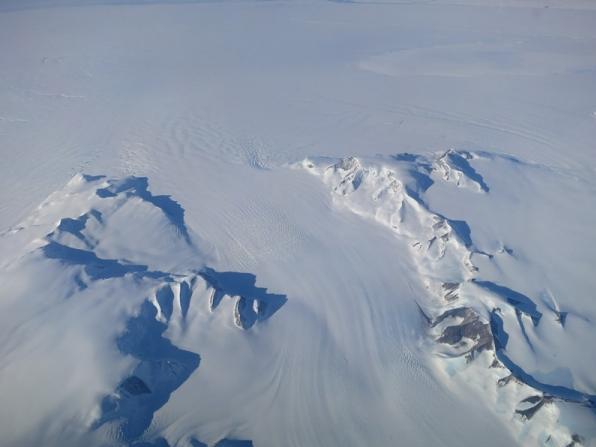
0,0,595,446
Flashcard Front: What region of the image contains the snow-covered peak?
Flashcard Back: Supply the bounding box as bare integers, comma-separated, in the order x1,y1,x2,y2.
0,175,285,447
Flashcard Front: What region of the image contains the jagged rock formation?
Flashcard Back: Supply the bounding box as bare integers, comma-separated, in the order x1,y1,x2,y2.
300,150,595,446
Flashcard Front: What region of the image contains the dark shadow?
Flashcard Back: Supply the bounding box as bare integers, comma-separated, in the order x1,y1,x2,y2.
410,170,434,191
36,173,286,445
57,216,87,234
392,153,435,205
128,436,253,447
179,280,192,319
49,211,102,248
95,300,200,442
55,216,91,247
473,150,524,165
515,309,536,352
82,174,106,182
393,153,420,163
190,438,253,447
156,285,175,320
446,218,473,247
96,176,192,245
475,280,542,324
215,440,254,447
200,268,287,329
42,241,170,282
131,438,170,447
490,311,596,409
489,310,509,351
392,153,432,171
404,172,434,205
442,150,490,192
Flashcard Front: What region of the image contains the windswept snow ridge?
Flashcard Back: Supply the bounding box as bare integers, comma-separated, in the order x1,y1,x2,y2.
0,174,283,447
299,149,596,445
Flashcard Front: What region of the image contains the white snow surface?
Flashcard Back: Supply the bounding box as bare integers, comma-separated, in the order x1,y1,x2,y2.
0,0,595,446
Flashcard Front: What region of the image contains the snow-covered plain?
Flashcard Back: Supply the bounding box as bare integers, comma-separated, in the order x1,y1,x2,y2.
0,0,595,446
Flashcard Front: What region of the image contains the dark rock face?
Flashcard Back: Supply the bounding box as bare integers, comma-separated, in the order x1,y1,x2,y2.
497,374,521,387
441,282,460,302
567,434,585,447
200,268,287,330
515,395,551,420
432,307,492,354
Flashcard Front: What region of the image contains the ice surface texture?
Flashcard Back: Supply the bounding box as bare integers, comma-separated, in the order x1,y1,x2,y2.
0,174,281,447
301,150,596,444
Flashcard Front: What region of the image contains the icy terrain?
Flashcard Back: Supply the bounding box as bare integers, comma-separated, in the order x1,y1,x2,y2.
0,0,595,446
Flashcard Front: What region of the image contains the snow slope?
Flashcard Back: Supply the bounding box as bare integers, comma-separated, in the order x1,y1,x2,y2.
0,0,595,446
0,174,284,446
299,149,596,445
